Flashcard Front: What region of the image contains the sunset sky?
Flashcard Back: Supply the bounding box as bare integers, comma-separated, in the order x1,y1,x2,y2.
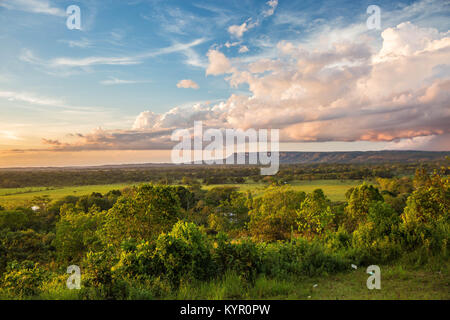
0,0,449,167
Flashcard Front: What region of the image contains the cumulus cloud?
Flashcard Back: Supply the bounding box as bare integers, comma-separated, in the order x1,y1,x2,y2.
132,103,227,130
206,49,232,75
40,22,450,151
176,79,199,89
228,22,250,38
210,22,449,145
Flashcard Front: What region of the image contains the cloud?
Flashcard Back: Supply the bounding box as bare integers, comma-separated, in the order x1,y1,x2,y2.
177,79,199,89
228,22,250,38
40,127,175,151
35,22,450,152
21,38,207,69
0,0,65,16
263,0,278,17
0,89,104,113
239,46,249,53
226,0,278,40
205,22,450,146
100,77,150,85
225,41,240,48
0,131,22,141
133,103,227,130
0,90,65,107
206,49,232,76
384,134,450,151
60,38,92,48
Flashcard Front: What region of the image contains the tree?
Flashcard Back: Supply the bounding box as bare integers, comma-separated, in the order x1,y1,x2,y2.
297,189,334,237
344,184,383,232
249,186,305,241
53,204,104,263
101,184,182,247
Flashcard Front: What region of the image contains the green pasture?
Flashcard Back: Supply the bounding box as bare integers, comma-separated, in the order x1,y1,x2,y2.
0,179,365,209
204,179,364,201
0,184,130,208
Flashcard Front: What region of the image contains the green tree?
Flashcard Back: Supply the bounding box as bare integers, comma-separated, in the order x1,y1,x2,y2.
101,184,181,247
297,189,334,237
249,186,305,241
53,204,104,263
344,184,383,232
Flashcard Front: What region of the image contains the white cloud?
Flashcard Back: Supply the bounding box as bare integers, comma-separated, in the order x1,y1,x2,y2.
0,90,104,113
0,90,65,107
228,22,250,38
263,0,278,17
60,38,93,48
132,103,227,131
177,79,199,89
0,131,23,141
203,22,450,146
22,38,207,69
225,41,240,48
239,45,249,53
100,77,150,85
0,0,65,16
206,49,232,76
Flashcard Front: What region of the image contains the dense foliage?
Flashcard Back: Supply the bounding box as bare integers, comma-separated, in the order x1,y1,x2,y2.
0,164,448,299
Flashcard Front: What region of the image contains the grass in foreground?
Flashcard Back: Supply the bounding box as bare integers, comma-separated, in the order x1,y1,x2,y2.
170,263,449,300
16,261,447,300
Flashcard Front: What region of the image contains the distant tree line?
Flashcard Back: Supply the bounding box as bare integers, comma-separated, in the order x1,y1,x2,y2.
0,162,447,188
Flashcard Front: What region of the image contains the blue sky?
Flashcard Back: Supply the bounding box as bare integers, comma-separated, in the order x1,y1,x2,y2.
0,0,449,166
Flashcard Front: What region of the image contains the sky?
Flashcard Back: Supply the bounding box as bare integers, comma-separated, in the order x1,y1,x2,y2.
0,0,449,167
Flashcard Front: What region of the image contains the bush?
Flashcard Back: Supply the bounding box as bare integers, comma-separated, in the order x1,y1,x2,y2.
153,221,215,286
214,233,261,283
80,246,127,299
1,261,47,298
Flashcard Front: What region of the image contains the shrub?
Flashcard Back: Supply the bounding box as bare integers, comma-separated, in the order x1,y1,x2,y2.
81,246,127,299
214,233,261,283
1,261,47,298
153,221,215,286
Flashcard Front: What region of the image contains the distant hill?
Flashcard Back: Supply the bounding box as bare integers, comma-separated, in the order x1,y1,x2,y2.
226,151,449,164
1,151,448,171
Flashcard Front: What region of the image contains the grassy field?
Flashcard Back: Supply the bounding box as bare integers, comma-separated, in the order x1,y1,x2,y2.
0,184,131,208
0,179,364,208
205,179,364,201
